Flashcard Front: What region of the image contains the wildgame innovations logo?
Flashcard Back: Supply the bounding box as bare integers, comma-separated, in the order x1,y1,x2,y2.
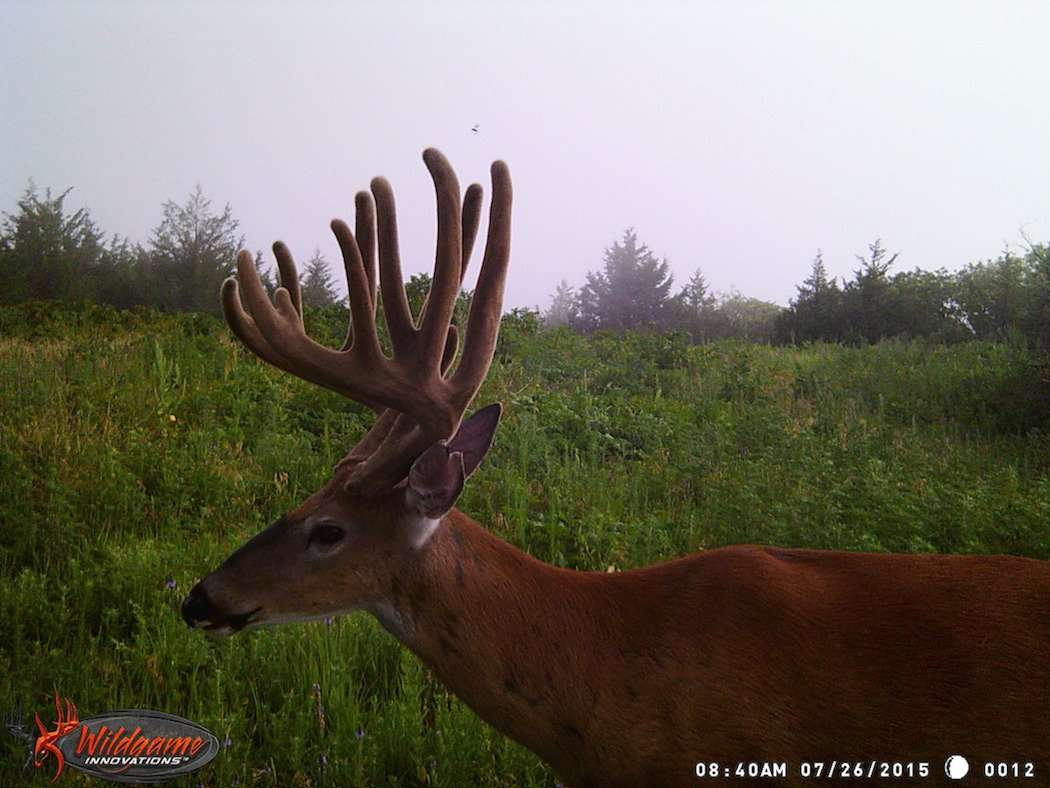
5,693,220,783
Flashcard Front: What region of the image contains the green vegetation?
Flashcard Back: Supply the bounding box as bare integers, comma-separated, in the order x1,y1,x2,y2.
1,301,1048,786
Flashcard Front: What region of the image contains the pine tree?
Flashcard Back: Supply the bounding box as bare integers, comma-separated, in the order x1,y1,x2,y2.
671,267,716,340
575,228,674,331
0,183,105,303
680,268,713,313
843,239,899,343
544,279,576,327
800,250,830,297
799,250,843,341
300,248,339,307
146,184,243,313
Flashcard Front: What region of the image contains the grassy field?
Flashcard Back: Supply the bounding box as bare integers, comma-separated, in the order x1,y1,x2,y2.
1,301,1048,786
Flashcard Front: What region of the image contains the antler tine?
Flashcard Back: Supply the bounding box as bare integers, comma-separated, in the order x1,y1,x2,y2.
222,257,298,374
329,219,381,362
371,176,414,354
232,226,394,413
460,182,483,285
222,239,305,356
451,159,512,395
417,149,463,368
342,182,469,355
340,191,378,351
355,190,378,313
272,242,303,326
414,181,483,331
438,183,483,364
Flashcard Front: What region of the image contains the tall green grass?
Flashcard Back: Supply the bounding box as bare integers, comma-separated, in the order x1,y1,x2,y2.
1,302,1047,785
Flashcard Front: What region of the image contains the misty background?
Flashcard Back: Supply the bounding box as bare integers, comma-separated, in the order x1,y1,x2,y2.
3,1,1048,314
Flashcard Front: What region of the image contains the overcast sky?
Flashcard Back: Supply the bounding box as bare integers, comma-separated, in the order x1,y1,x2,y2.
3,1,1048,310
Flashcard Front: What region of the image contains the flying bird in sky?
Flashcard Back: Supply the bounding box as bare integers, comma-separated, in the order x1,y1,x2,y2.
471,124,480,133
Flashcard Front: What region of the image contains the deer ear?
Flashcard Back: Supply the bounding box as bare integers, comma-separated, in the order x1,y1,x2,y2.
407,404,502,518
448,403,502,478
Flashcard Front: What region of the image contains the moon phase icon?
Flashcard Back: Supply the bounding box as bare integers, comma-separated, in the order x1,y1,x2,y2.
945,755,970,779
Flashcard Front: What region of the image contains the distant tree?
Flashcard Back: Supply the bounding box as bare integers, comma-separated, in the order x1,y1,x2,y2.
300,248,339,307
1024,241,1050,351
503,306,542,334
776,250,845,343
544,279,576,327
798,252,839,330
707,290,782,342
889,267,967,341
842,239,899,343
91,234,149,309
954,250,1030,340
145,184,243,313
575,228,674,332
671,267,717,340
680,268,713,313
0,183,106,303
1022,242,1050,421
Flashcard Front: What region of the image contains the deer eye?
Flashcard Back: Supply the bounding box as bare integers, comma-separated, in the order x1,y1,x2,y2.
310,523,346,547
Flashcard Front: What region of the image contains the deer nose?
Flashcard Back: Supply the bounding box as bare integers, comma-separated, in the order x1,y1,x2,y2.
182,583,215,628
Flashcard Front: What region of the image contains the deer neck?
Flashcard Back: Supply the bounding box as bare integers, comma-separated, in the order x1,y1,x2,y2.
368,509,602,764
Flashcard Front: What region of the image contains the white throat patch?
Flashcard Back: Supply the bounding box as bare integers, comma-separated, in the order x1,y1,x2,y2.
406,515,442,549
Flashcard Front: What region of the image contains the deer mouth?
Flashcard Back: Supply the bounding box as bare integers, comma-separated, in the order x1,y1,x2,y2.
182,581,265,636
204,606,263,636
193,608,263,638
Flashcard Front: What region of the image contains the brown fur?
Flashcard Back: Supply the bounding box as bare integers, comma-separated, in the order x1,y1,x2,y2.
389,511,1050,787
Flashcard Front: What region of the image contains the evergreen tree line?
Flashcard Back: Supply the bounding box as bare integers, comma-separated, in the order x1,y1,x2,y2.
776,241,1050,347
545,229,783,342
0,183,344,313
545,229,1050,350
2,182,1047,355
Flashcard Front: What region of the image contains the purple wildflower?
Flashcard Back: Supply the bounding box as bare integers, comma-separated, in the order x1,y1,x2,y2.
355,726,365,740
165,576,177,591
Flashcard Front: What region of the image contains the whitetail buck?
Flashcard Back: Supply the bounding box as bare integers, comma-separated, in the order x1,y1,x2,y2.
183,149,1050,787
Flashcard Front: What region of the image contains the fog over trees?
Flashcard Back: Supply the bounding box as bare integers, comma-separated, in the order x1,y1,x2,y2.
2,181,1048,356
539,226,1047,353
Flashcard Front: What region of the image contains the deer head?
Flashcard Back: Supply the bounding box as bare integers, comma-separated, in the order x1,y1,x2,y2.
182,149,511,636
